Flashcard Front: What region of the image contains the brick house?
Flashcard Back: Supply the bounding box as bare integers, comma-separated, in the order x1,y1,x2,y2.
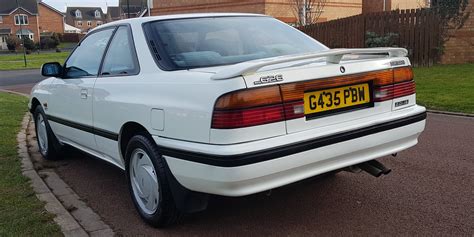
0,0,40,49
151,0,363,24
65,7,106,33
38,1,64,34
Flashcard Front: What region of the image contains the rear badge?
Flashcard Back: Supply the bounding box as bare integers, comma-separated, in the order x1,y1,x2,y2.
390,60,406,66
395,99,409,107
340,66,346,73
254,74,284,85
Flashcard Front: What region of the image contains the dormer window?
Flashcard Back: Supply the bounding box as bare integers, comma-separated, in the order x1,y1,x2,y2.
75,9,82,18
94,10,101,18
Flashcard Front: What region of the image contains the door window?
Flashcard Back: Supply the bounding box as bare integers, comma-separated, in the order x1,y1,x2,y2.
100,26,139,76
64,28,114,78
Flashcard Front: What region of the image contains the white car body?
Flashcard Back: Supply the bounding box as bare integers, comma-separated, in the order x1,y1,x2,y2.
29,13,426,198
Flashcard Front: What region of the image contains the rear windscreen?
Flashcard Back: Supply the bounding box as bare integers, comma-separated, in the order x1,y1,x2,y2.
143,16,328,70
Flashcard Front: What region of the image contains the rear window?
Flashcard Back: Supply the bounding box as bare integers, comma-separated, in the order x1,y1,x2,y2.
143,16,327,70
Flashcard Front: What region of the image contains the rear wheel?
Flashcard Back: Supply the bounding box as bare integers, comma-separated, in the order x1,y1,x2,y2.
33,106,62,160
125,134,181,227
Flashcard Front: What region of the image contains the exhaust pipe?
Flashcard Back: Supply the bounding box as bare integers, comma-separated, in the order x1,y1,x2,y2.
357,160,391,177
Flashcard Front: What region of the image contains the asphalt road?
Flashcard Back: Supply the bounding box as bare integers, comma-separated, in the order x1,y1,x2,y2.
0,69,45,94
2,71,473,236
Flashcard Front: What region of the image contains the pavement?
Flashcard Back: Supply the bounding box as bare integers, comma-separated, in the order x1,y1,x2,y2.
2,69,474,236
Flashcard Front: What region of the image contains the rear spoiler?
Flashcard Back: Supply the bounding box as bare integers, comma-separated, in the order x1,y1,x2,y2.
211,47,408,80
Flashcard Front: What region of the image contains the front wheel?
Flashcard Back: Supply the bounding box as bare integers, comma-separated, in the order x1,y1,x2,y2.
33,106,62,160
125,134,181,227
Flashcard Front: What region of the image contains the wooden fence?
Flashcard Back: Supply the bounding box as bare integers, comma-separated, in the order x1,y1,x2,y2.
301,9,442,66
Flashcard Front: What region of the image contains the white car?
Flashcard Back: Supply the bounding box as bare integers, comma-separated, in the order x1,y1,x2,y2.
30,13,426,227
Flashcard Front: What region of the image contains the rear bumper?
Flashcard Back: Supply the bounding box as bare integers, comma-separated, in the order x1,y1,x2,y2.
156,107,426,196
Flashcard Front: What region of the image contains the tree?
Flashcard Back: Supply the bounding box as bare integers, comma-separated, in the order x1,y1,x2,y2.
431,0,470,30
6,36,20,51
22,37,35,50
290,0,328,26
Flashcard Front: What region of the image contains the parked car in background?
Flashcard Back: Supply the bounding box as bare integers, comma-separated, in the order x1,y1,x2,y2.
29,13,426,227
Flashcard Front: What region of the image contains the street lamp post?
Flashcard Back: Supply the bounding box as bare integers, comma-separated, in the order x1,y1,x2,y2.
15,0,27,67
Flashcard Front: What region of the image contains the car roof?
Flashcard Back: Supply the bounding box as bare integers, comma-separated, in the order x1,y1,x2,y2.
92,13,268,32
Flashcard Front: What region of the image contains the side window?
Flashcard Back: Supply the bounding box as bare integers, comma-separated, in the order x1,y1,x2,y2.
100,26,139,76
64,28,114,78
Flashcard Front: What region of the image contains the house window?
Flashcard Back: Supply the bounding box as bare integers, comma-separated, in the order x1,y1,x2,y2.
87,21,91,26
96,21,103,26
75,9,82,18
0,16,3,23
77,21,82,27
14,14,29,25
94,10,101,18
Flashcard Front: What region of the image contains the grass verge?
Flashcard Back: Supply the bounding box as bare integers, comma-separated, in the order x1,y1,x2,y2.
414,63,474,114
0,52,69,70
0,92,61,236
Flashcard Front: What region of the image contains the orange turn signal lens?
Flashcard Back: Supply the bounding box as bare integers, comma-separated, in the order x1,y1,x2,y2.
214,86,282,110
393,67,414,84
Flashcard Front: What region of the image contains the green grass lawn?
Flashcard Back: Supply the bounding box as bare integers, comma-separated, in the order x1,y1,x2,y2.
0,51,69,70
0,93,61,236
414,63,474,114
57,42,77,49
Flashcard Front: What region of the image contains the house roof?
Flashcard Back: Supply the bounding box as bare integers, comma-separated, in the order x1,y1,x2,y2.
107,6,121,19
0,0,38,15
64,23,81,33
66,7,105,21
0,28,11,35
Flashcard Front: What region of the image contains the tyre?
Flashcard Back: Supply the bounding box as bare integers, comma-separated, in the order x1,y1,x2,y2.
125,133,181,227
33,106,62,160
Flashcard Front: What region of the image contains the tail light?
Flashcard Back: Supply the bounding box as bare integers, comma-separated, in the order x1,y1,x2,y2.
212,66,415,129
212,86,285,129
374,67,415,102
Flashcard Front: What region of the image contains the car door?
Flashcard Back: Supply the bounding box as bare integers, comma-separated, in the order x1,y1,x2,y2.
92,25,141,167
47,27,116,152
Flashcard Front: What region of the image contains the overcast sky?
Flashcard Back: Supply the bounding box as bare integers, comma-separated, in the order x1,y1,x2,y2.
42,0,119,13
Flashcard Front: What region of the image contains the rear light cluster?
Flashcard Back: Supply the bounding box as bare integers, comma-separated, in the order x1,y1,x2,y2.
374,81,416,102
374,67,415,102
212,66,415,129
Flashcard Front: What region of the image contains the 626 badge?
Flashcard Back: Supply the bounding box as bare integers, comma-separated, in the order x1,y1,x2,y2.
254,74,284,85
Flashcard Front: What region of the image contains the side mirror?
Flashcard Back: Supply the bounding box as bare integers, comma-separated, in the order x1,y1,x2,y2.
41,62,63,77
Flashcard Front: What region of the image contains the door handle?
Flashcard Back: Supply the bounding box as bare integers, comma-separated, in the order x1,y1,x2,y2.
81,89,88,99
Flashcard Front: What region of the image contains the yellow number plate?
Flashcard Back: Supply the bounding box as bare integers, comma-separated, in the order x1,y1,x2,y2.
304,83,371,116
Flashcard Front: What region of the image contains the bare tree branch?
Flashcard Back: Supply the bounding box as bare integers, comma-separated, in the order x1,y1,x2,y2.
289,0,328,26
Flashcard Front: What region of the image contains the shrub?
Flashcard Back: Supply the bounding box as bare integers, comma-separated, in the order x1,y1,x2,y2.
365,32,399,48
6,36,20,50
22,37,35,50
40,35,60,49
56,48,61,53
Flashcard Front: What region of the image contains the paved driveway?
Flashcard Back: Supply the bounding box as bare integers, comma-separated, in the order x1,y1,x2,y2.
3,77,474,236
52,113,474,236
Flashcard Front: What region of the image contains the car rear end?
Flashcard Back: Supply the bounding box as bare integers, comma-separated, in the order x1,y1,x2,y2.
143,15,426,196
161,57,425,197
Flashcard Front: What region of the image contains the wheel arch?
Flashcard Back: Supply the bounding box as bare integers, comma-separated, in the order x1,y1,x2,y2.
30,97,41,113
118,121,152,163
